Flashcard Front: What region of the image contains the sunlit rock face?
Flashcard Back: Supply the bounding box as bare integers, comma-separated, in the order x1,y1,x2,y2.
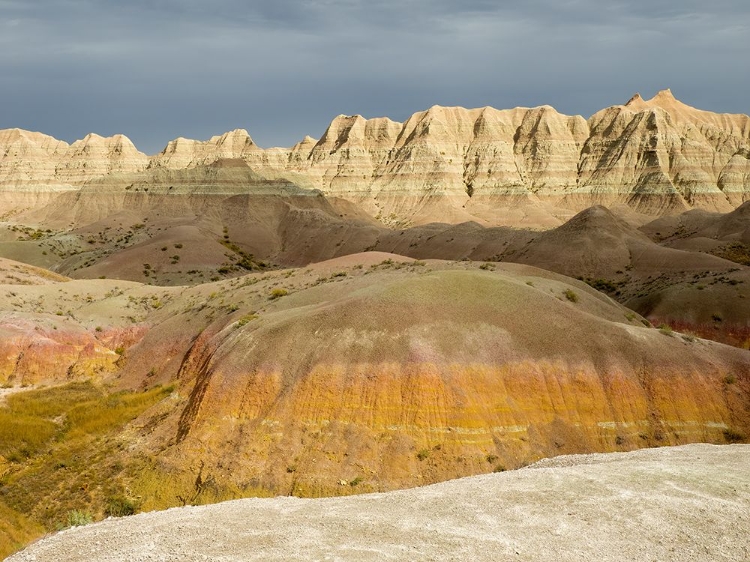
1,91,747,225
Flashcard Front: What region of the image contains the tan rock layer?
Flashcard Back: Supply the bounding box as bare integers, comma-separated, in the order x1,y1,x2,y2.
1,90,748,221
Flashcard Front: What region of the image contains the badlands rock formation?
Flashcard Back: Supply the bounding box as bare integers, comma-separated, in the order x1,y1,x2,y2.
0,129,147,189
8,444,750,562
1,90,748,226
3,253,746,506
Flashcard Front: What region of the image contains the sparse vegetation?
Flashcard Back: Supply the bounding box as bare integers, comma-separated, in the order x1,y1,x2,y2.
236,313,258,327
563,289,578,303
104,496,138,518
0,382,174,556
66,510,93,528
583,278,618,293
709,242,750,266
658,324,673,336
269,288,289,300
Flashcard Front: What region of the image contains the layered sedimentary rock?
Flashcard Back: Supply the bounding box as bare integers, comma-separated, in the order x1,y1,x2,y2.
0,130,147,189
109,258,750,501
1,91,748,225
0,315,119,386
0,252,748,506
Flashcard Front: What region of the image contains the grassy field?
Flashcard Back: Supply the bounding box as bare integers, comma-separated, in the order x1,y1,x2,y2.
0,381,174,559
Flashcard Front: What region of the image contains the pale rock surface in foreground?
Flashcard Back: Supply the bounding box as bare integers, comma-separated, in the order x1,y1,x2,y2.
8,444,750,562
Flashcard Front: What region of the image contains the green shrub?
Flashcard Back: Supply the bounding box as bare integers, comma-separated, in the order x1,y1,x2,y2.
66,510,93,527
269,288,288,300
236,314,258,327
105,496,137,518
658,324,673,336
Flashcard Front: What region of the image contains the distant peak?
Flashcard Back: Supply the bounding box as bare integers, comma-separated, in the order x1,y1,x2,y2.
625,93,643,106
653,88,675,100
224,128,251,137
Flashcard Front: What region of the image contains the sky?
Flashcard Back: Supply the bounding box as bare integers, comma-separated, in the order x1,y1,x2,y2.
2,0,749,154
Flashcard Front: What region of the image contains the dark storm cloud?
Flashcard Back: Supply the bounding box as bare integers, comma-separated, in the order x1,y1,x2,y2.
1,1,748,153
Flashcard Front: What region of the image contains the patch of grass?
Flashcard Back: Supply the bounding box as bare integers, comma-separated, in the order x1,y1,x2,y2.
416,449,430,461
658,324,673,336
709,242,750,266
104,495,138,517
0,502,43,559
0,382,174,554
66,510,93,528
584,278,617,292
236,313,258,328
269,288,288,300
563,289,578,303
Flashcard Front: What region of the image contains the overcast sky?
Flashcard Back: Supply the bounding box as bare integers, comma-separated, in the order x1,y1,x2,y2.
2,1,748,154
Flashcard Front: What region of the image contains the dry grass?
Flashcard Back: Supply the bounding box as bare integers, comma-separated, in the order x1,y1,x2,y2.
0,382,174,559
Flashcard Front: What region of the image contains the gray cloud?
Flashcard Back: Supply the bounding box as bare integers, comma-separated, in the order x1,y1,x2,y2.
1,0,748,153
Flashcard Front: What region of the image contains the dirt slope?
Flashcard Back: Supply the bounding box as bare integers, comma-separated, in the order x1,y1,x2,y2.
8,443,750,562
